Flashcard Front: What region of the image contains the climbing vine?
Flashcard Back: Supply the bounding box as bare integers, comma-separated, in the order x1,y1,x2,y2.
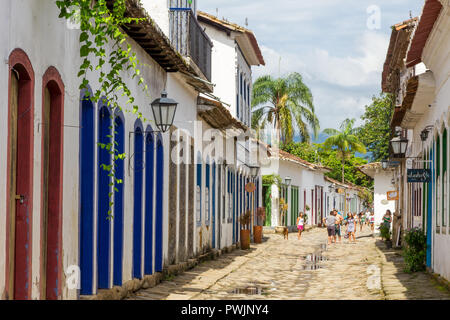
56,0,152,217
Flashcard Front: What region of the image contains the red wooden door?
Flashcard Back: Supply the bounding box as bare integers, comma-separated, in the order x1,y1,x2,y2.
8,62,34,300
41,73,64,299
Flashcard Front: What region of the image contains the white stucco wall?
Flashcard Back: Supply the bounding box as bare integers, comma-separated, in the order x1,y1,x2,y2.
373,172,396,228
0,0,208,299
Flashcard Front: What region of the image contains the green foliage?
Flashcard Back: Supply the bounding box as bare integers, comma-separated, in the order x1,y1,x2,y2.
358,188,374,208
357,93,394,162
321,118,367,183
281,142,373,189
56,0,151,217
251,73,319,143
239,210,252,228
402,227,427,273
262,174,282,187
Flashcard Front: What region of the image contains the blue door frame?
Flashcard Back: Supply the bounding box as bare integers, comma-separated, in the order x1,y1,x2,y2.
133,125,144,279
144,130,155,275
113,115,124,286
212,163,216,249
97,105,111,289
426,147,433,267
155,135,164,272
80,92,95,295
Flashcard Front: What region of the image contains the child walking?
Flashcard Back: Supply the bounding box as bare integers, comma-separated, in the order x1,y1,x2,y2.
296,213,305,240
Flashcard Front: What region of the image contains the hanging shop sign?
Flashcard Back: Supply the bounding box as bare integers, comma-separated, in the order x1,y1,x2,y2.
386,191,399,201
245,182,256,193
407,169,431,183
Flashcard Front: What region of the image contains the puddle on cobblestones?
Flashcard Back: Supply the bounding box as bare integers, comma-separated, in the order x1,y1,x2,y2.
231,286,263,295
301,244,329,270
304,254,328,262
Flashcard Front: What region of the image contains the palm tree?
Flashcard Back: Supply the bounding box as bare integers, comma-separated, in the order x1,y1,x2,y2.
251,72,319,144
322,118,366,183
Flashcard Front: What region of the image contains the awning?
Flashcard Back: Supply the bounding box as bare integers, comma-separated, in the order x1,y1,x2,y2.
406,0,443,68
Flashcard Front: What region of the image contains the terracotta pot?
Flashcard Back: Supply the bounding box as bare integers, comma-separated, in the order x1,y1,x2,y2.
240,229,250,250
253,226,263,243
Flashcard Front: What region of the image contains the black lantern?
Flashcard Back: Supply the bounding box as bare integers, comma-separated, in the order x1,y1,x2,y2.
249,165,260,178
381,159,389,170
328,183,335,193
284,176,292,186
151,91,178,133
390,135,408,158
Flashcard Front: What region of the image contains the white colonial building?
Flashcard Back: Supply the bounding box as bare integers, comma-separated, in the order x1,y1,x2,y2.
382,0,450,281
0,0,265,300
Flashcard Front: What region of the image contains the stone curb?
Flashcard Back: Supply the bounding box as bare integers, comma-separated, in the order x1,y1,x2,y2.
80,244,240,300
428,269,450,292
373,242,388,300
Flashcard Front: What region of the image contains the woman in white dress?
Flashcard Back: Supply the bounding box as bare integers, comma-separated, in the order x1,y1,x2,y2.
346,213,356,243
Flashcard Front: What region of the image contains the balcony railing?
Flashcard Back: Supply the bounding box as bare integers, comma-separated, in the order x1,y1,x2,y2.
169,8,212,81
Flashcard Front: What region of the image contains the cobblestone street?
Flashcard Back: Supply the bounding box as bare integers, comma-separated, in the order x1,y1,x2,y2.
128,226,450,300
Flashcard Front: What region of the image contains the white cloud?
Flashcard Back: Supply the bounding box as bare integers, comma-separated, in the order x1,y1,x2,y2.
200,0,423,129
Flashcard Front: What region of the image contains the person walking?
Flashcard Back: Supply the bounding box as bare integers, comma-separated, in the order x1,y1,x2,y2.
323,211,337,245
365,210,371,226
369,212,375,234
346,213,356,243
335,210,343,243
382,210,392,230
296,212,305,240
359,212,365,231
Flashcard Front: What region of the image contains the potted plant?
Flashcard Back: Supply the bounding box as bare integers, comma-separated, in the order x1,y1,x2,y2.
239,210,252,250
304,205,310,225
254,207,266,243
379,223,392,248
275,198,289,234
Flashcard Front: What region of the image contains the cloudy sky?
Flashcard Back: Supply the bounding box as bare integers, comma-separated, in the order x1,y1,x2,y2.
199,0,424,131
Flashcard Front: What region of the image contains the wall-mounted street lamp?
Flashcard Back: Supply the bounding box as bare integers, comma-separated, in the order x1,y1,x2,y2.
420,125,433,142
151,90,178,133
381,159,389,170
248,165,260,178
390,135,408,158
284,176,292,186
328,183,336,193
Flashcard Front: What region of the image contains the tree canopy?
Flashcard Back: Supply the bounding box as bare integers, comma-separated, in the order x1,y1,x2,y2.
251,72,319,144
357,93,394,162
281,142,373,189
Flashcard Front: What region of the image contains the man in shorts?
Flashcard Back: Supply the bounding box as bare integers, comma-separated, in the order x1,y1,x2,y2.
323,211,337,245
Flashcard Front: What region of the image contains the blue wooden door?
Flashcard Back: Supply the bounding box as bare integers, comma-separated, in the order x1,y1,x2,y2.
133,126,144,279
80,91,95,295
155,134,164,272
212,162,216,249
97,105,111,289
427,148,433,267
113,115,124,286
144,130,155,275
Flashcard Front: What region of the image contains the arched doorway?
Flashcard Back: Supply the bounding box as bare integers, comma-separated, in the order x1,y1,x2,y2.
113,113,125,286
7,49,35,300
144,127,155,275
97,102,111,289
133,123,144,279
41,67,64,300
79,86,95,295
155,133,164,272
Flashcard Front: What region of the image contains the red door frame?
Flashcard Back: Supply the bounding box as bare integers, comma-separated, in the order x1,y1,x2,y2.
5,48,35,300
40,67,64,300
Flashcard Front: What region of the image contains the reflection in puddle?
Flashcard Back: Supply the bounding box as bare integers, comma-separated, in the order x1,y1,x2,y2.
301,244,328,270
301,264,322,270
231,286,263,295
304,254,328,262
